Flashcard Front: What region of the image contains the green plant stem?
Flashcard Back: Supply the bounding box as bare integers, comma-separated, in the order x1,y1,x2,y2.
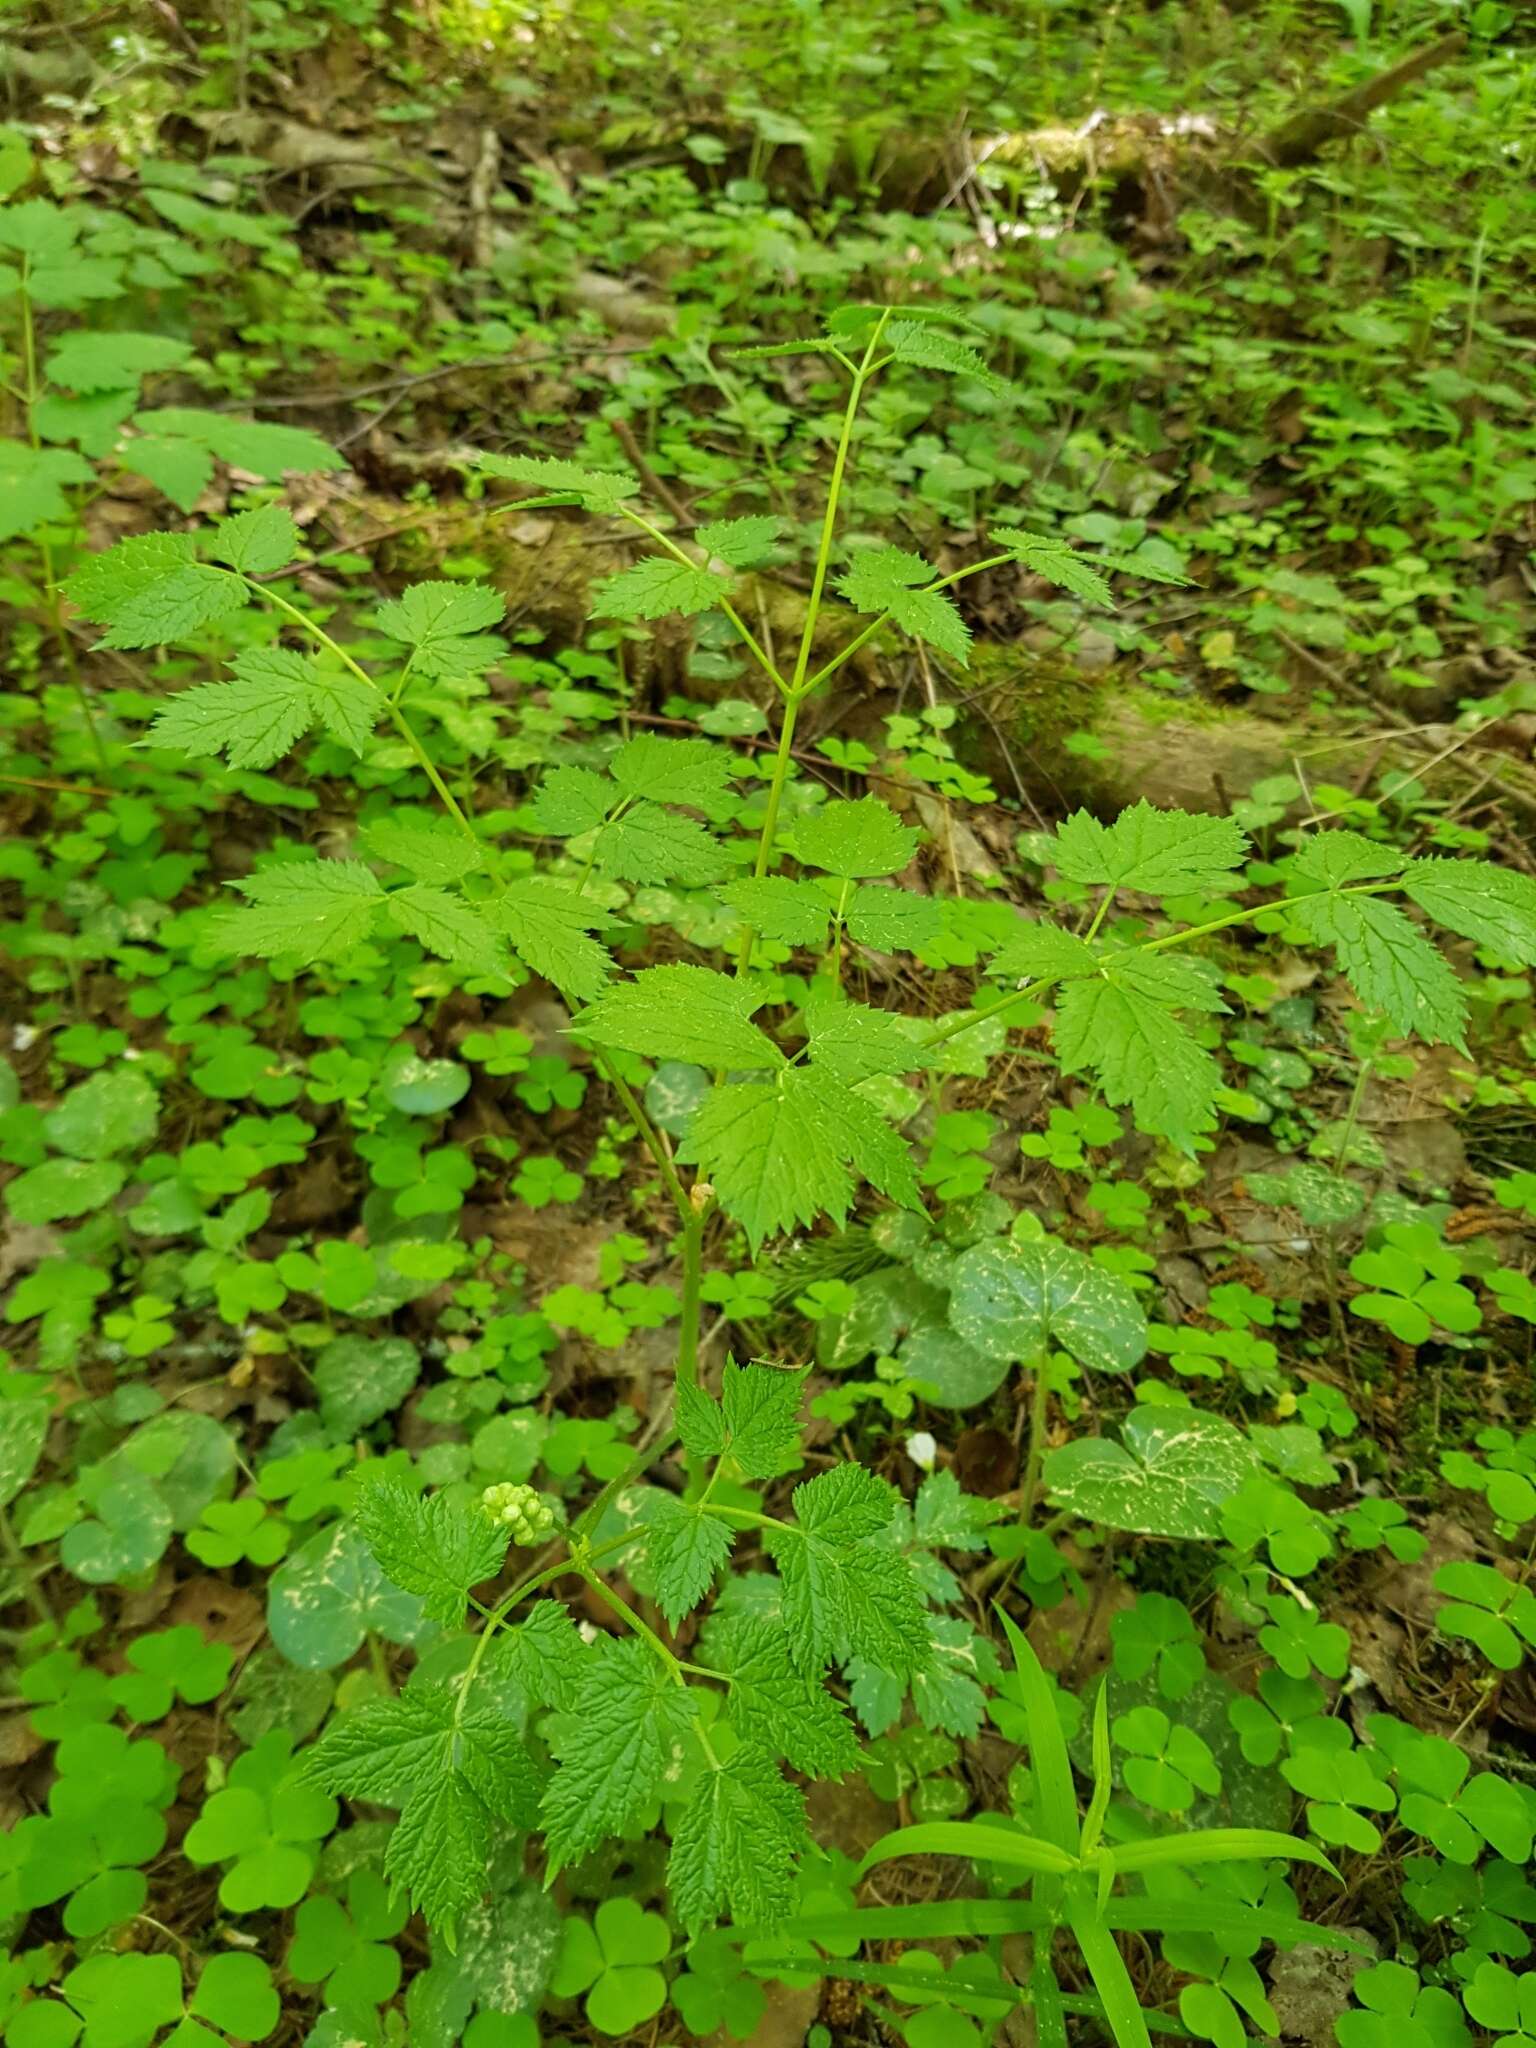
787,311,889,698
20,268,110,774
0,1502,54,1629
1019,1354,1052,1527
677,1200,706,1399
577,1564,683,1681
616,506,785,691
458,1529,643,1717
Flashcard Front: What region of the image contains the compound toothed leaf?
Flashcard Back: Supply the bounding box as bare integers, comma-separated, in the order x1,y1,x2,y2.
475,452,639,514
147,649,317,770
541,1637,699,1872
645,1496,734,1628
574,965,782,1071
493,879,613,1002
1050,802,1249,897
211,860,384,967
990,529,1115,609
708,1616,860,1778
373,581,506,680
0,441,94,541
383,885,508,977
765,1465,930,1679
361,819,486,885
1054,972,1221,1155
64,532,249,649
694,515,784,568
1292,891,1467,1048
684,1065,921,1251
609,733,735,810
884,319,1007,393
835,546,969,664
353,1479,508,1628
1403,858,1536,966
790,796,919,880
668,1745,805,1932
594,556,731,621
677,1358,807,1479
207,505,300,575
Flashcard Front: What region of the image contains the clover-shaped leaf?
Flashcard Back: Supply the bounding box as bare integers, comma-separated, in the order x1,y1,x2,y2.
1044,1407,1257,1539
1110,1593,1205,1702
550,1898,670,2037
1434,1561,1536,1673
185,1497,291,1569
108,1626,234,1722
182,1731,338,1909
946,1234,1147,1371
1337,1961,1470,2048
1113,1703,1221,1813
288,1870,409,2007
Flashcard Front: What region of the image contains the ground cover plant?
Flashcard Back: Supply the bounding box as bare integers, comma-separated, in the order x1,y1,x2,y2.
2,3,1536,2047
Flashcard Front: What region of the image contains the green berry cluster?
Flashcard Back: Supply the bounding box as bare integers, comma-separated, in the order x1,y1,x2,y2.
480,1482,560,1545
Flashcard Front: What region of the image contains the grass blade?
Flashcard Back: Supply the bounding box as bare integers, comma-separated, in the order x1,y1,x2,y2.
995,1606,1080,1853
1067,1900,1154,2048
1112,1828,1341,1882
861,1821,1078,1878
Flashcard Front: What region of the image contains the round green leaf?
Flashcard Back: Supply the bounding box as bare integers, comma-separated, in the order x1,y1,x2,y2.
382,1051,469,1115
191,1953,280,2041
1044,1407,1258,1539
0,1395,50,1508
899,1321,1009,1409
43,1066,159,1160
947,1236,1147,1371
267,1522,435,1670
314,1334,421,1438
6,1158,125,1224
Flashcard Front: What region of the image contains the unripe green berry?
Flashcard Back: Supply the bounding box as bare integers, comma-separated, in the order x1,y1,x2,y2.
480,1481,559,1545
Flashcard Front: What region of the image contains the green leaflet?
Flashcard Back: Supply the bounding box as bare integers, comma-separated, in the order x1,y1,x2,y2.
541,1637,700,1871
677,1358,806,1479
790,795,920,879
353,1479,508,1628
303,1687,542,1935
148,648,378,769
991,529,1115,609
608,733,735,810
668,1745,805,1932
574,964,782,1070
1291,889,1467,1047
706,1616,860,1779
46,329,193,392
64,532,250,649
990,921,1103,982
684,1064,922,1250
372,581,507,680
1403,857,1536,962
644,1495,734,1627
486,1602,590,1714
694,514,783,568
1054,972,1222,1153
594,556,731,621
1050,801,1249,896
834,547,970,664
360,819,487,886
885,319,1009,391
763,1464,930,1679
206,504,300,575
475,451,638,513
801,997,922,1082
0,441,93,541
212,860,384,967
493,879,613,1002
